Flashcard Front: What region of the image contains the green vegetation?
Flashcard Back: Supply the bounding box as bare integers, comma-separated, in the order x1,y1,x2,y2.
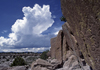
60,16,66,22
10,56,26,66
40,50,49,60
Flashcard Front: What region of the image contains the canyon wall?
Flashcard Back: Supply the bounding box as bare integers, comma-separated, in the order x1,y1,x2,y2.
50,0,100,70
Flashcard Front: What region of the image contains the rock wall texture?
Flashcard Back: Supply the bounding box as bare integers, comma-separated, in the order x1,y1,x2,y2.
50,37,57,59
50,0,100,70
50,30,64,64
50,23,85,69
60,0,100,70
55,30,63,64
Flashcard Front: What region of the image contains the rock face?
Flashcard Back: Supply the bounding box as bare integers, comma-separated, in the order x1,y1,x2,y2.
50,30,64,64
55,30,63,64
50,37,57,59
50,0,100,69
60,0,100,70
63,35,69,62
50,22,97,70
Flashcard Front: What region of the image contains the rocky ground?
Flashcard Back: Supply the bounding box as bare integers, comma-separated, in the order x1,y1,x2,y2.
0,55,39,70
31,51,92,70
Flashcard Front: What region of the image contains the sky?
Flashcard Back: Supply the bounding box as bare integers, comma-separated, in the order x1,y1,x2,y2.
0,0,64,52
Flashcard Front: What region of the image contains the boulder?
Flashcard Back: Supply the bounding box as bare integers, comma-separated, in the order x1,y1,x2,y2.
56,55,91,70
66,50,73,59
63,55,77,68
51,59,60,64
35,58,52,66
31,58,63,70
31,58,52,70
50,59,61,69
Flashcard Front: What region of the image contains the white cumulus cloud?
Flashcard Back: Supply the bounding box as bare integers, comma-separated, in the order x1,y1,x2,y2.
0,4,55,52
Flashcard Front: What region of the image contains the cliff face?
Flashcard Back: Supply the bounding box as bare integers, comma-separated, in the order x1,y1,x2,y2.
50,0,100,70
50,23,86,69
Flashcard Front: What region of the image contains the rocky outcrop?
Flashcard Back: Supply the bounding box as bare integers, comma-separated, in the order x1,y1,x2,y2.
31,58,61,70
50,21,95,70
56,55,90,70
31,55,91,70
31,0,100,70
61,0,100,70
50,0,100,69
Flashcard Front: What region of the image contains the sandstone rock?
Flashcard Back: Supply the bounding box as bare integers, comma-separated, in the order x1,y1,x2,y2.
61,0,100,69
35,58,52,66
63,35,69,62
31,58,52,70
66,50,73,60
50,59,61,69
31,58,64,70
62,22,84,69
55,30,63,64
63,55,77,68
51,59,60,64
56,54,91,70
62,22,80,57
50,30,64,64
49,0,100,69
50,37,56,59
62,22,73,51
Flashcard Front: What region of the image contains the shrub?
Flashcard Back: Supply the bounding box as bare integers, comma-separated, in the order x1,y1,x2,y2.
10,56,26,66
60,16,66,22
40,50,49,60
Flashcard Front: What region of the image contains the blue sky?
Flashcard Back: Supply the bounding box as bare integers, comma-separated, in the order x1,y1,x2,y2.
0,0,64,52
